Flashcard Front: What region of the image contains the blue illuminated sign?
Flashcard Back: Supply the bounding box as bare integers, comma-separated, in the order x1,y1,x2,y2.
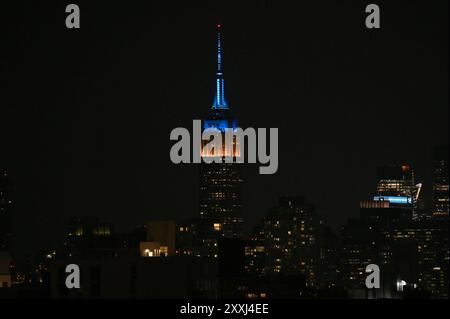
373,196,412,204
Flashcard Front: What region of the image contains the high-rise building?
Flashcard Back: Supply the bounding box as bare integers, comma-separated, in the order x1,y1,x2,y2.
340,218,375,294
0,170,12,253
341,201,418,298
375,164,423,220
391,220,449,298
432,146,449,220
376,164,415,197
198,25,243,257
315,225,342,291
263,196,319,287
245,224,266,276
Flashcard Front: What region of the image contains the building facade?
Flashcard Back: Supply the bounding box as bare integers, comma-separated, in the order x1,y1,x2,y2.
375,164,423,221
262,196,319,287
432,146,449,220
198,25,243,257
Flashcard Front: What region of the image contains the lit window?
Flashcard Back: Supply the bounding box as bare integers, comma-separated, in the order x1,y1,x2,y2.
160,246,169,257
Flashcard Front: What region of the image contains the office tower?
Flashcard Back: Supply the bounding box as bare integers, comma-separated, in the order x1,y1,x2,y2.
245,224,266,276
198,25,243,256
340,201,392,296
343,194,449,298
263,196,319,287
0,171,12,253
341,202,407,299
360,202,418,289
340,218,375,295
376,164,415,196
315,225,342,291
432,146,449,220
375,164,422,220
391,221,449,298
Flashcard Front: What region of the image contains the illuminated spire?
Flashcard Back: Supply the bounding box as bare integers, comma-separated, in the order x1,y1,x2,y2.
212,23,228,109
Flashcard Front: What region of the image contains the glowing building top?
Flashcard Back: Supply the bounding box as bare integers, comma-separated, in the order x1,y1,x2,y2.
212,24,228,109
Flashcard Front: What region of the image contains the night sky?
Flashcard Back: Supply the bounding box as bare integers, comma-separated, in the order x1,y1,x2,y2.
2,0,448,257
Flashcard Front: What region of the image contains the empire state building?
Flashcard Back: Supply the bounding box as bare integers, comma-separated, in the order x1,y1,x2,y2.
198,24,243,256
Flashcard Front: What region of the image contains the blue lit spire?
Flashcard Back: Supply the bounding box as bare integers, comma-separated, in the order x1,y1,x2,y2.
212,24,228,109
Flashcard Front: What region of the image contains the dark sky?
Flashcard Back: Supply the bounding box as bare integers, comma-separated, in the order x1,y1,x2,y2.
2,0,448,257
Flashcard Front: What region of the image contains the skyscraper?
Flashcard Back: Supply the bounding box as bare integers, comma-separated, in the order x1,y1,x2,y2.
375,164,422,220
245,224,266,276
432,146,449,220
342,160,450,299
391,220,449,298
376,164,415,196
341,201,417,299
198,25,243,257
263,196,319,287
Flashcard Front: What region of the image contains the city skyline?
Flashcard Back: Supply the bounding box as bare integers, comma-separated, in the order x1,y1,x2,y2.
2,0,449,275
